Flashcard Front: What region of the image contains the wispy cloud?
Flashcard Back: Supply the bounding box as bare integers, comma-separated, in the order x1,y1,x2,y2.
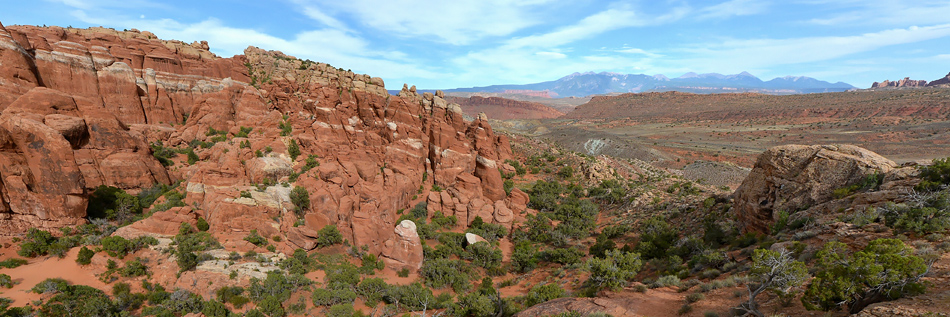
295,0,555,45
803,0,950,26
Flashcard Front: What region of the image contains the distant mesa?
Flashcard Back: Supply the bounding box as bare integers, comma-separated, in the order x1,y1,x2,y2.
871,77,928,88
443,71,855,97
445,95,564,120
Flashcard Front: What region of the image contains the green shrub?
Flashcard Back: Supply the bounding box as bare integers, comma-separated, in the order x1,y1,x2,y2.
18,228,56,257
524,283,566,307
916,157,950,192
685,293,704,303
100,236,134,258
196,217,210,231
636,216,678,260
290,186,310,217
150,141,178,166
0,274,13,288
464,242,502,269
121,258,149,277
87,185,142,221
186,149,199,165
802,239,927,313
528,180,564,212
557,166,574,179
244,229,268,247
357,277,390,306
202,300,231,317
542,248,584,265
0,258,28,268
76,246,94,265
505,159,527,176
385,282,445,311
177,252,199,272
287,139,301,161
881,190,950,234
311,287,357,307
586,249,642,291
317,225,343,247
511,242,540,273
421,258,471,291
278,120,293,137
216,286,248,308
589,234,617,258
466,217,509,242
258,295,285,317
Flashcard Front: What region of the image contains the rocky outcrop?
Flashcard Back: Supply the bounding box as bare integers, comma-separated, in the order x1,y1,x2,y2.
871,77,928,88
733,144,897,233
445,96,564,120
928,72,950,87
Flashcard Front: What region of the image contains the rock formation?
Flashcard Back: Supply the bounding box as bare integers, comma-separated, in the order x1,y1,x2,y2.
871,77,928,88
733,144,897,233
0,24,520,260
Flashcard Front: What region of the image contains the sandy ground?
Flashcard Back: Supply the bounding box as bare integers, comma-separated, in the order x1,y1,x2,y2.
0,247,109,306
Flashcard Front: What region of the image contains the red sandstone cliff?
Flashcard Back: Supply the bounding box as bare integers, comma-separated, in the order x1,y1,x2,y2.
0,23,520,268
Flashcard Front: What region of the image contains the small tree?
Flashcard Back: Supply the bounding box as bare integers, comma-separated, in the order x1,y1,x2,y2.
76,246,95,265
287,139,301,161
289,186,310,217
736,248,808,317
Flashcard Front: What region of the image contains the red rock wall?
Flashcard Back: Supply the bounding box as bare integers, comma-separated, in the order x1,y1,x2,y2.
0,24,520,264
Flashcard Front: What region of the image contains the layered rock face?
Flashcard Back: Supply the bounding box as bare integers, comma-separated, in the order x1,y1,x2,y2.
0,23,200,231
0,24,519,261
733,144,897,232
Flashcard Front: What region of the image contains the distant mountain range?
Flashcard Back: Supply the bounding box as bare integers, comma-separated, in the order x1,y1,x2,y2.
440,72,856,97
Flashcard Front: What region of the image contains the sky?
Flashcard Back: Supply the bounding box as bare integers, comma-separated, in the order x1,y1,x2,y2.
2,0,949,89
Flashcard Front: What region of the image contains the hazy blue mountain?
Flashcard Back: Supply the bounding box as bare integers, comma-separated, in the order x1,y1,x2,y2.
441,72,855,97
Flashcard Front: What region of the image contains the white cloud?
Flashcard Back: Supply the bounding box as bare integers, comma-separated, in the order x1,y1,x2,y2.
614,47,663,58
506,6,690,49
295,0,555,45
290,0,352,32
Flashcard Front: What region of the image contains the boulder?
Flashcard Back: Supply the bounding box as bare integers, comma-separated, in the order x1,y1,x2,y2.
380,220,424,271
733,144,896,233
464,232,487,246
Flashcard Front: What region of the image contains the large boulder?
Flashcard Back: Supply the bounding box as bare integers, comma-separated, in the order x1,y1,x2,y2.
380,220,424,271
733,144,896,233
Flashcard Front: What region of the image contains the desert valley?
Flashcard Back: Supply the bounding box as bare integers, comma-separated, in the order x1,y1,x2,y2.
0,18,950,317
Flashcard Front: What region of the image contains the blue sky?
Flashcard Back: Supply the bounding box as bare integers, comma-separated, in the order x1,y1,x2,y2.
2,0,949,89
